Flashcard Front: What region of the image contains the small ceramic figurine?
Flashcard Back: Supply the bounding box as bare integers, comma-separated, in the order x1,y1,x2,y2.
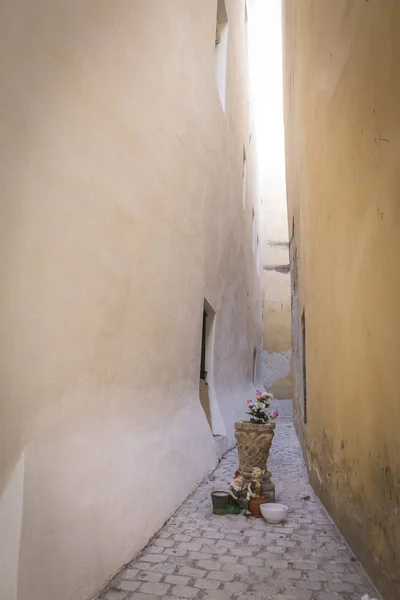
243,466,265,515
228,471,245,502
226,471,244,514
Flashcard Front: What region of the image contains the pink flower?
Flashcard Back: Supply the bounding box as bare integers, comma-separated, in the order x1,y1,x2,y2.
270,410,279,419
247,399,253,405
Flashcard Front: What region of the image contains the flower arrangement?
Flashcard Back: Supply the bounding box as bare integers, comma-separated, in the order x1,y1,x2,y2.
246,390,279,424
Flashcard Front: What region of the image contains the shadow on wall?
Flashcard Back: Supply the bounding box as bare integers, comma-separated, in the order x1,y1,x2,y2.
262,348,292,399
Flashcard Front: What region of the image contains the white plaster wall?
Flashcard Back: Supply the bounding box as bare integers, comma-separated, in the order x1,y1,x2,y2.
0,2,262,599
262,348,292,389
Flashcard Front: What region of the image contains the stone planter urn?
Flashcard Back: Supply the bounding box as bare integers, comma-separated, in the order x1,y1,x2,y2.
234,420,276,502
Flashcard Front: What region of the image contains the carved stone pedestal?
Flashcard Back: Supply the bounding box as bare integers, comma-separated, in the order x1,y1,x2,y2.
234,420,276,503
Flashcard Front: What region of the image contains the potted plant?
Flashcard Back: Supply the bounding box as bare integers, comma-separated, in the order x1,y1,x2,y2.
234,391,279,501
247,391,279,424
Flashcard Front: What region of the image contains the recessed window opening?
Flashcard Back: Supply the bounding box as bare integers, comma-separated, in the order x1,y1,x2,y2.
245,1,249,85
252,348,257,385
252,206,256,254
242,145,247,209
293,248,298,293
215,0,228,111
199,299,216,431
200,310,208,382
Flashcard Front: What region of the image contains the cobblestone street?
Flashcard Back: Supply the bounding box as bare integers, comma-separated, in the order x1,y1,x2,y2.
99,402,379,600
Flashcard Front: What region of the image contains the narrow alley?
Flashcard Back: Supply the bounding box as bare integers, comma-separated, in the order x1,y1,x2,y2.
99,402,379,600
1,1,399,599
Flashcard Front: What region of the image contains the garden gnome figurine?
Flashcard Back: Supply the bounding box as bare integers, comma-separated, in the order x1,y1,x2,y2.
243,466,265,515
228,471,245,504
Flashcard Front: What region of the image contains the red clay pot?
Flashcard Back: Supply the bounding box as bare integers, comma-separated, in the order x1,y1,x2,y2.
248,496,268,518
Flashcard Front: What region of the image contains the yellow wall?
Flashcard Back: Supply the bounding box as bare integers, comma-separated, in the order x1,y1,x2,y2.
282,1,400,598
0,2,262,599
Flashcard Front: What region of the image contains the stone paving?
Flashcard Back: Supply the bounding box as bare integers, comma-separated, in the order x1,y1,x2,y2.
98,401,380,600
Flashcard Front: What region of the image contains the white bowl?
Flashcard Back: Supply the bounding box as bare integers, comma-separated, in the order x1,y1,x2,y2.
260,503,289,523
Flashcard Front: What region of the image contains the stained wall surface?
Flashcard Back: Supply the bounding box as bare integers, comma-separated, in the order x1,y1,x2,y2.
0,2,263,599
282,1,400,598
